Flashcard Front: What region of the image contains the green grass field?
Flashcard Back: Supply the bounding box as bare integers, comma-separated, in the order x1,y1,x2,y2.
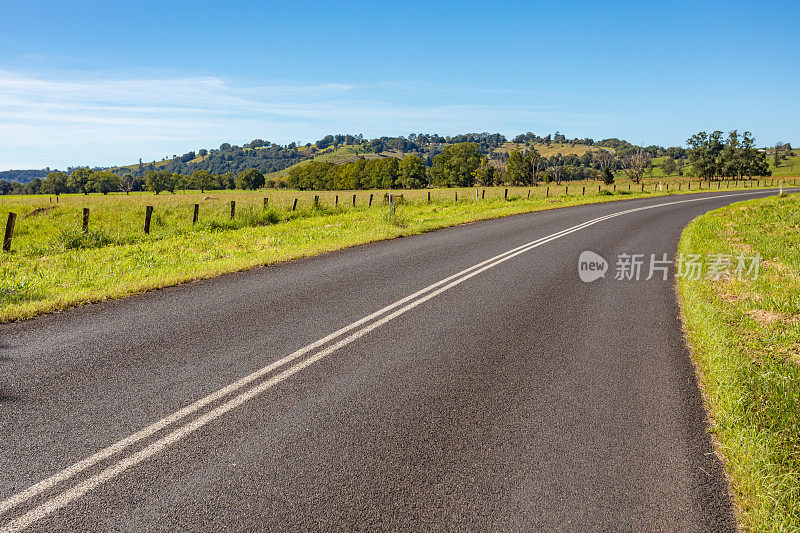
0,178,789,323
678,193,800,530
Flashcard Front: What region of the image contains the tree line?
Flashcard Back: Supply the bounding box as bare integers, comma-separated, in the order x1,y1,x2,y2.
0,129,784,195
286,143,641,190
685,130,770,179
12,167,273,196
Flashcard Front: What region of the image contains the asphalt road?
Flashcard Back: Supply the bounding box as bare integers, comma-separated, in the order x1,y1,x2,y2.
0,189,781,531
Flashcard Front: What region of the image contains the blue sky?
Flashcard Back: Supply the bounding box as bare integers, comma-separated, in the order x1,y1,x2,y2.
1,0,798,170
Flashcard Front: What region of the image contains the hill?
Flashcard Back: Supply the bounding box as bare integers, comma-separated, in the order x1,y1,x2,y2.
4,131,795,194
0,169,51,183
109,132,601,179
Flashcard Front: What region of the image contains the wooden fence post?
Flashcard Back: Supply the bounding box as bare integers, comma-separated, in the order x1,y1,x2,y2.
566,186,569,195
455,191,458,202
353,194,357,206
582,186,585,196
292,198,298,211
263,197,268,209
504,188,508,200
3,212,17,252
369,193,373,207
641,183,645,192
335,195,339,208
193,203,199,224
144,205,153,234
314,195,319,207
527,190,531,199
82,208,90,231
481,189,485,200
427,191,431,204
229,200,236,219
546,187,549,198
597,185,601,194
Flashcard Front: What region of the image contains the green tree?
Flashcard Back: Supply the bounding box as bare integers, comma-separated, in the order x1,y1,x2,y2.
236,168,265,190
68,168,93,194
190,170,215,192
333,160,364,190
42,171,68,195
28,178,42,195
601,168,615,185
737,131,770,177
505,150,525,185
367,158,399,189
87,171,120,194
661,157,677,176
751,150,771,177
221,172,236,190
145,170,174,194
539,169,549,184
476,158,495,186
686,131,723,178
398,155,427,188
719,131,742,178
429,142,481,187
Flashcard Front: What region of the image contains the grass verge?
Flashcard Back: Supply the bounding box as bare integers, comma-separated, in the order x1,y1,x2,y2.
678,193,800,530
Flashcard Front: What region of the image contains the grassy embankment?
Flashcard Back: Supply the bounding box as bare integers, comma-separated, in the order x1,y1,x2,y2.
0,179,788,323
679,192,800,530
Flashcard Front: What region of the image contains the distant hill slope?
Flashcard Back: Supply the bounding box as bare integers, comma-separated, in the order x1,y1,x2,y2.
110,142,304,177
493,141,602,157
15,131,787,185
4,134,607,185
0,169,50,183
109,134,511,178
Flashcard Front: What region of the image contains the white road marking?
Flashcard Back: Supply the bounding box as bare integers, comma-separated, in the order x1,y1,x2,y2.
0,201,616,518
0,190,775,531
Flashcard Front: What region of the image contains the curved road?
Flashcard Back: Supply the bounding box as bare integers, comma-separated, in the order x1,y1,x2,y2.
0,190,779,531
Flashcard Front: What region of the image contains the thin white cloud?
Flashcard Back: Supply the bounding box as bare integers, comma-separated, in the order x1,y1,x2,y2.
0,70,614,169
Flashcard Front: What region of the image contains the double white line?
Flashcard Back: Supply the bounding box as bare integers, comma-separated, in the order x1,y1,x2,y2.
0,190,774,531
